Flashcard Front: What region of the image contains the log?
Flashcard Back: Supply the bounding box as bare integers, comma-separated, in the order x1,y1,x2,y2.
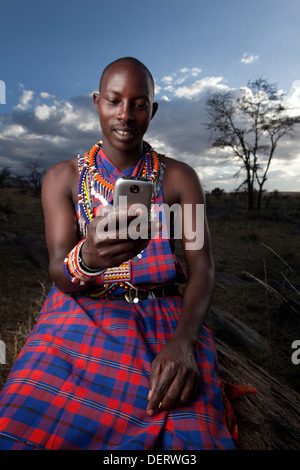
214,334,300,450
208,307,270,357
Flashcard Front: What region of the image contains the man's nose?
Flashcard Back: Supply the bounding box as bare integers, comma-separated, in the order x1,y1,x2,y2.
118,102,134,122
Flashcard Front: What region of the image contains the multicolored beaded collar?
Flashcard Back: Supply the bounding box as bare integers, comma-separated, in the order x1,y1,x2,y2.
78,140,164,228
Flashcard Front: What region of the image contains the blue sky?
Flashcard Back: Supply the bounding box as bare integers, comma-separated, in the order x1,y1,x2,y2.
1,0,300,191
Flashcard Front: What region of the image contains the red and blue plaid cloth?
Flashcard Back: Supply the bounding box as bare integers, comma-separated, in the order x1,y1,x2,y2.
78,148,187,289
0,147,253,450
0,291,236,450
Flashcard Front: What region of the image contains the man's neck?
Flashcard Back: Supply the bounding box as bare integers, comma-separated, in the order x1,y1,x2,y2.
101,141,144,172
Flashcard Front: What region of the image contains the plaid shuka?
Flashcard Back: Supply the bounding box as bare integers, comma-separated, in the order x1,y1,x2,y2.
0,147,237,450
78,148,187,290
0,292,235,450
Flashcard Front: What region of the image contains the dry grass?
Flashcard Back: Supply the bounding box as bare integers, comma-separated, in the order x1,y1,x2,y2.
0,188,52,389
206,191,300,390
0,187,300,391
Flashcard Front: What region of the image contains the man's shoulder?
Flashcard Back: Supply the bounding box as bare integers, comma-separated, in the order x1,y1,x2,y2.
42,157,78,195
44,157,78,181
159,154,198,179
159,154,204,204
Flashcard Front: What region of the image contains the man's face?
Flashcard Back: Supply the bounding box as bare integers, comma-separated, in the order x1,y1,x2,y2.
94,62,157,158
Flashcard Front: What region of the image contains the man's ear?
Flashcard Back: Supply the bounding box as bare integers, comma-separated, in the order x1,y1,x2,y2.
151,102,158,119
93,92,100,112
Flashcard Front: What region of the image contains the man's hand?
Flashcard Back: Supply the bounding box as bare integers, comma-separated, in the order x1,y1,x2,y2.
81,206,157,270
146,339,201,415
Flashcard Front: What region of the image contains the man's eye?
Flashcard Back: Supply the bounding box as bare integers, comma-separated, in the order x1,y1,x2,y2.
136,102,148,109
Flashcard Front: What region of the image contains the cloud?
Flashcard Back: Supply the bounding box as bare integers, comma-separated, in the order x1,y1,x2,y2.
173,77,227,99
149,71,300,191
155,67,225,102
161,75,173,84
35,104,56,121
40,92,55,100
0,70,299,193
15,85,35,110
0,89,100,171
158,67,203,95
241,53,259,64
284,80,300,116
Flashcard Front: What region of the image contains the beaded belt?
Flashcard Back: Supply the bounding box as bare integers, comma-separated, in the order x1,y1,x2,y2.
102,285,181,304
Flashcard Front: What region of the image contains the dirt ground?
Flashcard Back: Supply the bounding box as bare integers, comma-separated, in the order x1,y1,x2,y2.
0,187,300,391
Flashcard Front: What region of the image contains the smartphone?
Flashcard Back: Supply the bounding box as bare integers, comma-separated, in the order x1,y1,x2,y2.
113,177,153,214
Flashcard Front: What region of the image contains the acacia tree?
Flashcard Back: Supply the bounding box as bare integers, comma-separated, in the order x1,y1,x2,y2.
205,78,300,210
25,162,46,192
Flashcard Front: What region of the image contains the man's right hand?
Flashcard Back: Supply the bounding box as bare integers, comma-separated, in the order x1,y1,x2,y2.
81,206,157,271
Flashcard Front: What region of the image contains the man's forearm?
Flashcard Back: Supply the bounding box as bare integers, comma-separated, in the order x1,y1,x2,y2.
171,263,215,350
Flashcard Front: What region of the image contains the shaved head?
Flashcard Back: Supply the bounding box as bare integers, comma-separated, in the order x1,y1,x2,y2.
99,57,155,98
93,56,158,163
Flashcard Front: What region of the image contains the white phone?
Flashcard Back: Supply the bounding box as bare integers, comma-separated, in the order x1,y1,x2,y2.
113,177,153,215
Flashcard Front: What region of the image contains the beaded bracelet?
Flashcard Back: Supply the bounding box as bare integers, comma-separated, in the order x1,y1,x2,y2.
63,239,106,285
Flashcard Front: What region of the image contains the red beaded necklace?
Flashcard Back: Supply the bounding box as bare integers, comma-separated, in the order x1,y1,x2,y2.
87,140,160,191
78,141,162,226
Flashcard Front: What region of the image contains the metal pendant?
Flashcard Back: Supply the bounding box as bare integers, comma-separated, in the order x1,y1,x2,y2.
124,292,139,304
124,284,139,303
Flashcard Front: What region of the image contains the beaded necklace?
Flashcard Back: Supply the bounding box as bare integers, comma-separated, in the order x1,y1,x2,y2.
76,141,165,300
78,140,162,229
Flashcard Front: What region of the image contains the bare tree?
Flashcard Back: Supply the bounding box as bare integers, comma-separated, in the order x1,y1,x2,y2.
205,78,300,210
0,167,13,187
25,162,46,192
25,153,46,192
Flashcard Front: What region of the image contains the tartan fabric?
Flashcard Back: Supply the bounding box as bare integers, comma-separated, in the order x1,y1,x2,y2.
0,288,235,450
0,145,237,450
219,380,257,445
78,147,187,293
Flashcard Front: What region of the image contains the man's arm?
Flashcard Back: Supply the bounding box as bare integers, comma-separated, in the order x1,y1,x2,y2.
42,160,152,293
41,160,86,293
171,164,215,349
147,162,215,414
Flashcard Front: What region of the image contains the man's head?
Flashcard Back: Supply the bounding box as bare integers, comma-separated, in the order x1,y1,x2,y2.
99,57,155,98
93,57,158,161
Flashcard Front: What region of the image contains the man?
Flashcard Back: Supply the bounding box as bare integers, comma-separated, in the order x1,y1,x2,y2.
0,58,235,450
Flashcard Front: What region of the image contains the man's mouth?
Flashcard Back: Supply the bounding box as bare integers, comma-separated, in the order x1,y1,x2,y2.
114,128,135,137
115,129,132,136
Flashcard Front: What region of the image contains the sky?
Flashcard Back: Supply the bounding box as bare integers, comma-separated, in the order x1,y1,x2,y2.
0,0,300,192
